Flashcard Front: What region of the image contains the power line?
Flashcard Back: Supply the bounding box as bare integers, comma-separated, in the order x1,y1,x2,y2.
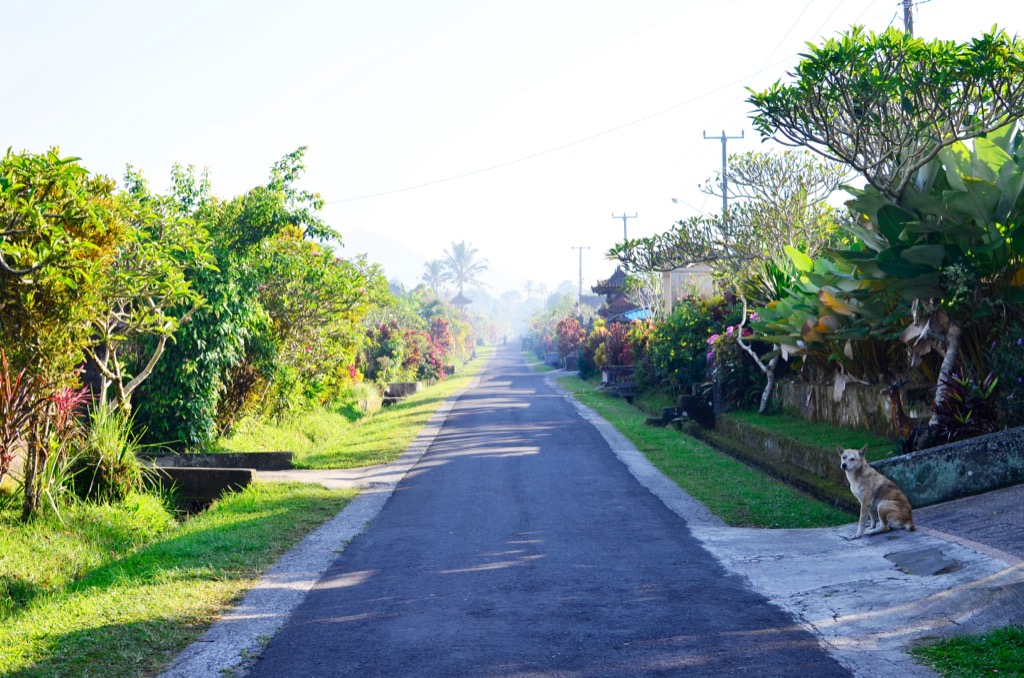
325,54,800,205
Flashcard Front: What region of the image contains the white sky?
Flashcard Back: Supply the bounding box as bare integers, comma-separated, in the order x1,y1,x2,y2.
4,0,1024,294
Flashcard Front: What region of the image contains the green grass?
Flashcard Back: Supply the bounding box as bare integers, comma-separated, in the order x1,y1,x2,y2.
911,625,1024,677
522,351,556,372
218,347,494,469
557,375,854,528
0,482,356,676
725,409,897,461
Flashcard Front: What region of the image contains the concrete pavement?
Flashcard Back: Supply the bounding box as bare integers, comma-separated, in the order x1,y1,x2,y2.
160,348,1024,677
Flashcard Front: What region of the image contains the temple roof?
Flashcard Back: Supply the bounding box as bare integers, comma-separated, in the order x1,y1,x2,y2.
591,266,628,294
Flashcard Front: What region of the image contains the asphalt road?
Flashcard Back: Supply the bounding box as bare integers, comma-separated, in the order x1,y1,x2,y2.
248,347,850,677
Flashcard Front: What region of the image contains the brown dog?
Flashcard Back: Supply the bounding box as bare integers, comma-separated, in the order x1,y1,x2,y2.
838,445,915,539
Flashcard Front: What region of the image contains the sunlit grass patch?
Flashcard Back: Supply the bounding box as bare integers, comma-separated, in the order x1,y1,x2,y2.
0,482,356,676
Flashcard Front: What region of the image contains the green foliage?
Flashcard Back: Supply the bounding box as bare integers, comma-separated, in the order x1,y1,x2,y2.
930,372,1001,444
709,328,768,412
642,297,742,394
132,149,382,448
0,482,354,676
0,149,125,385
988,324,1024,427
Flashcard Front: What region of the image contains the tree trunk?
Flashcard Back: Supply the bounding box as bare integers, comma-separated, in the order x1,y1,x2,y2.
758,355,780,414
20,417,42,521
929,318,963,427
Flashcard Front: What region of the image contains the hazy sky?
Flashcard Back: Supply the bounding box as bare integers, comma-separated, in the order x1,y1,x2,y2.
5,0,1024,293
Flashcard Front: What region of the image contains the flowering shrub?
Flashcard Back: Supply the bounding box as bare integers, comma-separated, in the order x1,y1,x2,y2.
708,319,768,412
578,320,609,378
555,317,586,358
643,297,742,394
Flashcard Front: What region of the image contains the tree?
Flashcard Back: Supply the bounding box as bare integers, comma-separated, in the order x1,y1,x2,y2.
611,150,848,412
748,26,1024,201
422,259,450,296
134,149,338,449
443,240,488,294
0,149,126,518
82,167,214,414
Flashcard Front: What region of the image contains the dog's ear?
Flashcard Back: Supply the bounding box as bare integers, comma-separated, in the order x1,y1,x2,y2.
859,445,868,457
836,444,845,455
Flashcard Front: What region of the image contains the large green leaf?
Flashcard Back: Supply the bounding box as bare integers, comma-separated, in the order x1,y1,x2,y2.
876,204,914,243
785,245,814,272
971,137,1011,182
939,142,972,192
946,181,1002,224
900,244,947,268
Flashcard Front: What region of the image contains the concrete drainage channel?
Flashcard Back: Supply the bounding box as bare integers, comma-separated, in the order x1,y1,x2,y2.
142,452,294,511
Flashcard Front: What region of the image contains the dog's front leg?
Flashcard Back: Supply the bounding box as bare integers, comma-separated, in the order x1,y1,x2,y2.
852,500,869,539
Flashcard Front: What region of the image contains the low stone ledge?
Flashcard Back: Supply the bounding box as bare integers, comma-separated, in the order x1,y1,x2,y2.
875,426,1024,508
156,467,254,510
147,452,293,471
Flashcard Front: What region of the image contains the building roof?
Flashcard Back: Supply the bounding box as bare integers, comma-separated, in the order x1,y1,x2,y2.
591,266,628,294
449,291,473,307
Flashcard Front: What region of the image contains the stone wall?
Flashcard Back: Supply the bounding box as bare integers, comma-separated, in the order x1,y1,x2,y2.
875,427,1024,507
773,379,931,438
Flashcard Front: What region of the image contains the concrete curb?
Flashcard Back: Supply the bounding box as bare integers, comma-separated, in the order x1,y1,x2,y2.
159,365,489,678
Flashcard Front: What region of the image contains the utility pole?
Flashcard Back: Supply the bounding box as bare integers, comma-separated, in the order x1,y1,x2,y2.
902,0,913,35
571,245,591,303
611,213,637,240
703,130,744,215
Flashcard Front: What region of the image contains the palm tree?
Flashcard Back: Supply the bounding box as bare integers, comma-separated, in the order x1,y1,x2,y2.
442,240,488,294
422,259,450,296
523,280,537,299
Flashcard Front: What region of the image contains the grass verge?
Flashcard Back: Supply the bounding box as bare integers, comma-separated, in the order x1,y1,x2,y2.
911,625,1024,677
0,482,356,676
219,347,494,468
557,375,854,528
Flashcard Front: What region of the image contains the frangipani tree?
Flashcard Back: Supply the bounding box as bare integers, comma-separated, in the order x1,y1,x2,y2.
611,150,848,412
749,26,1024,201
